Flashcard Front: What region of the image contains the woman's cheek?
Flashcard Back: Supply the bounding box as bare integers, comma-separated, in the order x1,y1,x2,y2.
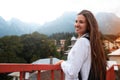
80,24,86,33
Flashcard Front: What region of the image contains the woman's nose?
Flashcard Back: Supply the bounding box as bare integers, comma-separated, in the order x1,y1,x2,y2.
75,22,79,27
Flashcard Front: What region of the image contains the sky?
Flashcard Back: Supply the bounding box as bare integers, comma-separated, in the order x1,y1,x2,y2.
0,0,120,24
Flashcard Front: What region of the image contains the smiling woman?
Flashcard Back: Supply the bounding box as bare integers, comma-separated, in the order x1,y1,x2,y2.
55,10,106,80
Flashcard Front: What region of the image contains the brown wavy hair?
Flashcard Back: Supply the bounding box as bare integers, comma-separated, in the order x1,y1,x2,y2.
78,10,106,80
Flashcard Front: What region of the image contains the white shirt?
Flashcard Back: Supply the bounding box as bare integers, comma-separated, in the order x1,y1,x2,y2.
61,34,91,80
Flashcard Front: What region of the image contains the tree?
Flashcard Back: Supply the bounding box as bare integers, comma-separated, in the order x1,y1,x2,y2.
0,36,26,63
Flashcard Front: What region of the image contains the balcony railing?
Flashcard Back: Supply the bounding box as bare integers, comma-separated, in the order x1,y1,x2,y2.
0,64,64,80
106,64,120,80
0,63,119,80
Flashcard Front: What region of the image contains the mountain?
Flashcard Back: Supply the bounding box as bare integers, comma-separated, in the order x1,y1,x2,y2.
37,12,77,35
7,18,40,35
0,12,120,37
0,17,40,37
96,13,120,34
0,16,10,36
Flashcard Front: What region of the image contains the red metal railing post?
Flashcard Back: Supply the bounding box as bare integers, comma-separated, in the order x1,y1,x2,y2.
106,65,116,80
37,70,41,80
60,70,64,80
51,70,54,80
110,66,116,80
20,72,25,80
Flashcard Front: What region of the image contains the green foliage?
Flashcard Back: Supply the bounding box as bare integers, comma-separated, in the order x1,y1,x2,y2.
0,73,12,80
0,32,58,63
49,32,76,40
0,36,26,63
64,38,71,51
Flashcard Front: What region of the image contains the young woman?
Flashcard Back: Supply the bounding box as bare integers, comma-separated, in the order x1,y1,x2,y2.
55,10,106,80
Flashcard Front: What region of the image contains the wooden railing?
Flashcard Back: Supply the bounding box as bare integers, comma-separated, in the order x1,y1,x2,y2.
0,63,120,80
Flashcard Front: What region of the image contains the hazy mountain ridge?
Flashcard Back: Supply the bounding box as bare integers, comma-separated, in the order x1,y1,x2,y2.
96,12,120,34
0,17,40,36
37,12,76,35
0,12,120,37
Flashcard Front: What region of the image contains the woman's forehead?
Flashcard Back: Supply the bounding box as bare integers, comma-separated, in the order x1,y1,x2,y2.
76,15,86,21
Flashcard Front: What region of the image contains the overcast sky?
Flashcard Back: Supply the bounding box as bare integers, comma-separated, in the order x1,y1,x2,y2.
0,0,120,24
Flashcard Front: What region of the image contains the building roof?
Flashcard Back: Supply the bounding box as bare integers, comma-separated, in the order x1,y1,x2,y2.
108,48,120,56
71,36,76,41
64,49,70,53
107,61,118,70
8,72,20,77
32,58,60,64
116,37,120,42
68,45,74,48
8,72,30,79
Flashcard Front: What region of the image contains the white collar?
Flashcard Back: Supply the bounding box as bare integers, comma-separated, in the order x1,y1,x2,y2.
78,33,89,39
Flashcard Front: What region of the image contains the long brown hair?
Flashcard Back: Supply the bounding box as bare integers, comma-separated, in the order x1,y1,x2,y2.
78,10,106,80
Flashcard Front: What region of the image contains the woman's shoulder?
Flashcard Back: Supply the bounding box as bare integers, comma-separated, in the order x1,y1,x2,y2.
77,37,90,46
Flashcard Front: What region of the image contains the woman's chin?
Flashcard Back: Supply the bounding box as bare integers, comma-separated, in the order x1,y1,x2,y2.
75,31,80,34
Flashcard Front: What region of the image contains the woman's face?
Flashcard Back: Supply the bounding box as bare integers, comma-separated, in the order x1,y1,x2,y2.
74,14,87,35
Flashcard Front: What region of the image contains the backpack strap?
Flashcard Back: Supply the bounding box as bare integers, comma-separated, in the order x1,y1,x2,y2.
83,35,90,40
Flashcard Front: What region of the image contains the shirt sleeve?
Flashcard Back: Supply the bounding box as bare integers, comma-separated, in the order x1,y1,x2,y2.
61,38,90,78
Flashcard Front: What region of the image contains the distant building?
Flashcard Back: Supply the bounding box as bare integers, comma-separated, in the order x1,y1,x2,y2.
71,36,77,45
56,39,66,52
60,39,66,47
103,40,114,51
54,40,57,46
107,61,118,70
108,48,120,64
64,36,77,55
115,36,120,48
8,58,60,80
103,39,120,52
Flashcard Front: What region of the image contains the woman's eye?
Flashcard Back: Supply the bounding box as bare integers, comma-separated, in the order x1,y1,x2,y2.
75,20,77,23
79,21,84,23
75,20,85,23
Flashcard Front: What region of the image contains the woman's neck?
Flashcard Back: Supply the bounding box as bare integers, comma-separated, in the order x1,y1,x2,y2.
78,33,84,38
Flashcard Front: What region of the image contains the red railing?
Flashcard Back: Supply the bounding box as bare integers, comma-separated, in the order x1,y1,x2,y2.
0,64,64,80
0,63,119,80
106,64,120,80
106,65,116,80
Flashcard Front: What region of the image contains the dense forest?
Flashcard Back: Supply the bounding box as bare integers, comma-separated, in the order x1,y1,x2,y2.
0,32,61,63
